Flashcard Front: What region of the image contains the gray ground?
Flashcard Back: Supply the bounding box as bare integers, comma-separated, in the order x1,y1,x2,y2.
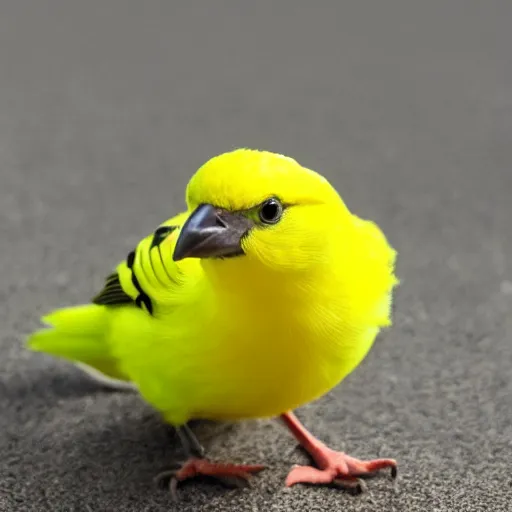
1,1,511,511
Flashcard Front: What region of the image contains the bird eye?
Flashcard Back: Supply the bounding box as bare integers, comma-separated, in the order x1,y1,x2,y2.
258,198,283,224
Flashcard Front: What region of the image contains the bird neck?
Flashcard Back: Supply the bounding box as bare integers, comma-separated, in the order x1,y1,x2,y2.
201,255,333,310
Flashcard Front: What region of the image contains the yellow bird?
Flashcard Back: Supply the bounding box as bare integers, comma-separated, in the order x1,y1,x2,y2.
27,149,399,498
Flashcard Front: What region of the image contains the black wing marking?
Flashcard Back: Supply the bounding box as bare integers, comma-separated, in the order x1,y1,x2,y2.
92,272,134,306
151,225,178,249
91,225,179,314
92,249,153,314
128,249,154,315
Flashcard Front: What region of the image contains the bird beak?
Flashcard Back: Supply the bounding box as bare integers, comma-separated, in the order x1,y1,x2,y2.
172,203,251,261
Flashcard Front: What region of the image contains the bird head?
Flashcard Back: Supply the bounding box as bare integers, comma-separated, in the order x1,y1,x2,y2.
172,149,351,275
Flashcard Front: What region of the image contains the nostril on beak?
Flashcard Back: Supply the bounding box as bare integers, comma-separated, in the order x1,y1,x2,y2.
214,211,228,228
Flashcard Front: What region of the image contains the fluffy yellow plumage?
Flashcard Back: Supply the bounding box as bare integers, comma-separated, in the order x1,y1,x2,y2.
27,148,399,497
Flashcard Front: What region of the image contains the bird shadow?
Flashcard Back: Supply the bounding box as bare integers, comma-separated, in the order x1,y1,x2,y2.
2,366,251,507
2,363,225,437
1,364,129,407
3,366,396,507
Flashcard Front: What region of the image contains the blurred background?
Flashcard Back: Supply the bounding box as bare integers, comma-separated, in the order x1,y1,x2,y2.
1,1,511,511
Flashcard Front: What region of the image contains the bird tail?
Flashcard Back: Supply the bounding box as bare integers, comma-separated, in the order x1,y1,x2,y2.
26,304,136,391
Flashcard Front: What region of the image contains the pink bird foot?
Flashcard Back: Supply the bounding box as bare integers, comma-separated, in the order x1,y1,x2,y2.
156,424,265,501
155,458,266,501
281,412,397,494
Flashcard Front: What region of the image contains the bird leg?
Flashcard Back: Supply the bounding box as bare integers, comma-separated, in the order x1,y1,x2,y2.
176,423,206,458
155,424,265,501
281,412,397,494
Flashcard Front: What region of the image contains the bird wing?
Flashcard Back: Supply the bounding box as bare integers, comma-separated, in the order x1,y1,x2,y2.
92,212,190,316
91,271,134,307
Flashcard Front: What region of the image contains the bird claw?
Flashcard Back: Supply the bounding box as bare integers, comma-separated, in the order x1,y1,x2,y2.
153,459,188,485
154,469,178,488
285,447,397,493
169,477,180,502
281,412,397,494
154,458,265,501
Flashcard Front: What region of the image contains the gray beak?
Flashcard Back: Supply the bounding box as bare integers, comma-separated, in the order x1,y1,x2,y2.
172,203,252,261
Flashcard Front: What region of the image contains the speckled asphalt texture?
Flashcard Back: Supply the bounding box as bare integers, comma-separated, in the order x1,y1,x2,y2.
1,1,511,511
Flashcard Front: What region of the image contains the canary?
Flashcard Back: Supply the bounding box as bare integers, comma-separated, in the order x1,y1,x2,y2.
27,149,399,498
